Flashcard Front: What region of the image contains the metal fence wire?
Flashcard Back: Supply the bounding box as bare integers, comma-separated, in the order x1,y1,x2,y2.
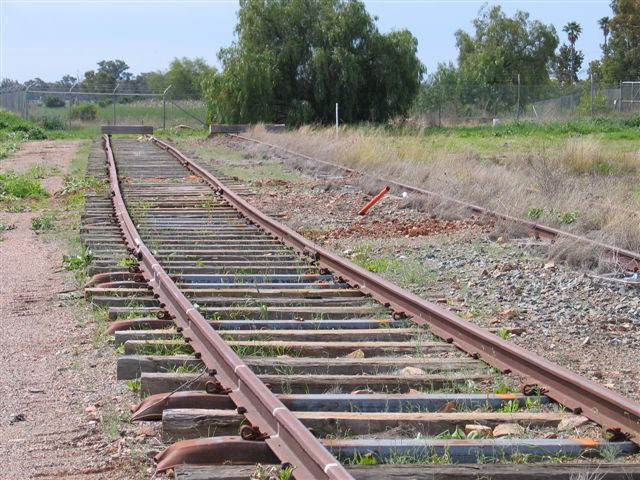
3,81,640,129
0,85,207,131
411,82,637,127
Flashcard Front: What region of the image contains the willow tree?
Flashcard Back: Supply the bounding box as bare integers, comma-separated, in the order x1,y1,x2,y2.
204,0,423,125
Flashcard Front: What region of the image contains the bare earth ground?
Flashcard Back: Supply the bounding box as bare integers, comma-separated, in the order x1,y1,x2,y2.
0,141,155,479
181,136,640,406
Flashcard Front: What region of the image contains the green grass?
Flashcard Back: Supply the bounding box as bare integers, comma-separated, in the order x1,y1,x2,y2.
28,99,208,135
352,245,438,285
0,109,47,158
31,211,56,232
361,116,640,154
0,171,49,204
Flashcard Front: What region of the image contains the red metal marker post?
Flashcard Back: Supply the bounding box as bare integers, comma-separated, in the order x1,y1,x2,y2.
358,186,390,215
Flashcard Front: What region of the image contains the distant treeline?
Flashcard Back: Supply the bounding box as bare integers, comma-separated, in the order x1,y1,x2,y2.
2,0,637,125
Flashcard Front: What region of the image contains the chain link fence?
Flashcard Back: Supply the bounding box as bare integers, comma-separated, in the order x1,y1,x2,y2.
4,81,640,130
0,86,207,132
411,82,637,127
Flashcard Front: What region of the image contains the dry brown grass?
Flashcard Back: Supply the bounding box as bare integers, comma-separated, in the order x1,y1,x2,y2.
244,125,640,256
559,138,640,175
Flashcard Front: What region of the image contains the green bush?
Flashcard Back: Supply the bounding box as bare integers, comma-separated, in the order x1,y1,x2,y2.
576,92,611,116
0,172,49,199
35,116,66,130
70,103,98,121
43,96,66,108
625,115,640,128
0,109,46,140
97,99,112,108
31,211,55,232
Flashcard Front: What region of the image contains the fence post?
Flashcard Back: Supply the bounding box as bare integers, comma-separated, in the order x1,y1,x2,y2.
438,84,443,128
517,74,521,121
590,74,594,116
619,81,623,113
68,82,77,129
335,103,339,139
24,84,32,119
162,85,172,130
112,83,119,126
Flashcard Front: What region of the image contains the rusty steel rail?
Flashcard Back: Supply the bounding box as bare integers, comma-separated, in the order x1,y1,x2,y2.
230,133,640,270
151,135,640,443
103,135,352,480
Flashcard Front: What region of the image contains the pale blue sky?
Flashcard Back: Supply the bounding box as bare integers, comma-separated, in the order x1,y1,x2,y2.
1,0,612,84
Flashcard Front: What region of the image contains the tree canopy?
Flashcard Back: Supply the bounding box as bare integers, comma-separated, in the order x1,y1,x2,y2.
454,6,558,86
147,57,216,99
204,0,424,125
601,0,640,82
415,6,559,117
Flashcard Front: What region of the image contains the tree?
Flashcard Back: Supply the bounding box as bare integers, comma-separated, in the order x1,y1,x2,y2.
426,5,558,116
454,6,558,86
598,16,611,53
142,58,216,98
24,78,48,90
601,0,640,83
563,21,582,46
562,21,582,83
554,44,584,84
205,0,423,125
81,59,131,92
0,78,21,90
97,60,131,82
588,59,603,81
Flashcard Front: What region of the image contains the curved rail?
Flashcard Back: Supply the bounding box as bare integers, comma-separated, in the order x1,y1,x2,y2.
151,135,640,442
103,135,352,480
230,133,640,270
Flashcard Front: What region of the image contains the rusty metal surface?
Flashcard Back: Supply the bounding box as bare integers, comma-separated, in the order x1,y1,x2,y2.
155,436,278,471
103,135,353,479
230,134,640,270
151,135,640,443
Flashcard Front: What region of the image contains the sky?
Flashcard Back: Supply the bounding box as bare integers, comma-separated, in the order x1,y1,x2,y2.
1,0,613,84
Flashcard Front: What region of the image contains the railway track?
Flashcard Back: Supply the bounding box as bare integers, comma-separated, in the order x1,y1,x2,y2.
81,135,640,479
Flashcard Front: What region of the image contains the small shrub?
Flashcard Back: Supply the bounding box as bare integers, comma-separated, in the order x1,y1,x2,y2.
70,103,98,121
63,247,94,271
59,176,104,195
126,378,141,392
557,210,579,225
0,172,49,199
97,99,112,108
0,109,47,139
525,207,544,220
501,399,521,413
43,96,66,108
576,92,611,116
496,327,510,340
36,115,66,130
624,115,640,128
31,211,55,232
118,257,138,267
494,382,512,394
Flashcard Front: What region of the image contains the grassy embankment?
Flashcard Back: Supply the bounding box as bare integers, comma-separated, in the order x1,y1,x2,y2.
247,118,640,260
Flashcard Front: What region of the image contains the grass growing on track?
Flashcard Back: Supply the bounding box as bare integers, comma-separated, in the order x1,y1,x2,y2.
173,137,302,182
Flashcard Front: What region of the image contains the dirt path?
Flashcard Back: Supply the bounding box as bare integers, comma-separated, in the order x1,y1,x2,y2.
0,140,152,479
